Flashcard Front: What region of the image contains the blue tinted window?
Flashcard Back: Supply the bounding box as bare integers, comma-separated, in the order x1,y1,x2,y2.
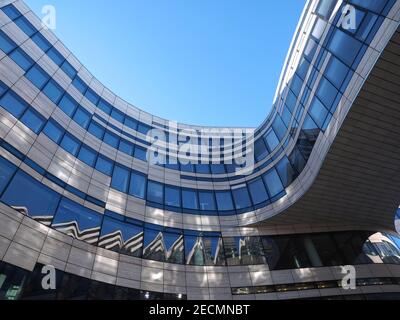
129,171,146,199
72,76,87,94
2,170,60,218
0,81,7,97
325,56,349,90
111,165,130,193
20,108,45,133
0,157,17,194
32,33,51,52
165,186,181,207
349,0,387,13
98,99,112,114
147,181,164,204
215,191,234,211
134,146,147,162
95,156,113,176
316,78,338,109
263,168,284,198
264,129,280,151
103,131,119,148
43,119,63,143
199,191,216,211
43,80,64,104
60,134,80,156
124,117,137,130
47,47,64,66
0,31,16,54
88,121,104,139
196,164,210,174
248,178,269,205
15,16,36,36
73,107,91,129
118,139,134,155
254,138,268,161
328,29,362,66
26,65,49,89
2,5,21,20
58,93,77,116
182,189,198,210
61,60,77,79
9,48,34,71
52,198,102,244
232,186,252,210
137,123,151,135
111,109,124,123
272,116,287,140
78,145,97,166
0,90,28,118
316,0,336,19
276,156,296,188
309,97,329,128
85,88,99,105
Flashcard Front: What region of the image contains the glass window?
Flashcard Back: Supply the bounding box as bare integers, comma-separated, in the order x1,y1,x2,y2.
15,16,36,36
103,132,119,148
309,97,329,128
129,171,146,199
0,81,7,97
224,236,266,266
0,157,17,194
60,133,80,156
97,99,112,115
118,139,134,156
111,165,130,193
43,119,63,143
185,233,225,266
72,76,87,94
58,93,77,116
232,186,252,210
182,189,198,210
0,31,16,54
61,60,77,79
215,191,234,212
328,29,362,66
78,145,97,167
195,164,210,174
47,47,64,66
73,107,91,129
88,121,105,139
263,168,284,198
25,65,49,90
52,198,102,244
272,116,287,140
163,230,184,264
316,78,338,110
84,88,99,105
264,129,280,151
43,80,64,104
20,108,45,134
316,0,336,19
254,139,268,161
0,90,28,118
276,156,296,187
199,191,216,211
134,146,147,162
137,123,151,135
143,225,165,262
111,109,124,123
124,117,137,130
31,33,51,52
165,186,181,207
2,170,60,219
99,216,143,257
147,181,164,204
2,5,21,20
95,156,113,176
325,56,349,89
9,48,34,71
248,178,269,205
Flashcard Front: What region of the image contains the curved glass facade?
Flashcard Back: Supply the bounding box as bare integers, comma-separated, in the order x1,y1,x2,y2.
0,0,399,300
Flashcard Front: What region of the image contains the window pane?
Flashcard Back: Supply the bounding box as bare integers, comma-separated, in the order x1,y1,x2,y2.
143,226,165,262
43,80,64,104
32,33,51,52
47,47,64,66
164,230,184,264
224,237,266,266
60,134,80,156
103,132,119,148
215,191,234,211
58,93,77,116
2,5,21,20
78,146,97,166
264,129,280,151
328,29,362,66
9,48,34,71
0,31,16,54
263,168,284,198
111,165,130,193
0,90,28,118
0,157,17,194
26,65,49,89
95,156,113,176
88,121,105,139
85,88,99,105
185,234,225,266
134,146,147,162
2,170,60,220
111,109,124,123
72,76,87,94
20,108,45,133
199,191,216,211
182,189,198,210
15,16,36,36
52,198,102,244
43,119,63,143
232,186,252,210
129,171,146,199
276,156,296,187
61,60,77,79
309,97,329,129
248,178,269,205
97,99,112,115
165,186,181,207
73,107,91,129
118,140,134,156
147,181,163,204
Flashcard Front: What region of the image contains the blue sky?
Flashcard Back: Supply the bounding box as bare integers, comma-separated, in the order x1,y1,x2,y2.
25,0,305,127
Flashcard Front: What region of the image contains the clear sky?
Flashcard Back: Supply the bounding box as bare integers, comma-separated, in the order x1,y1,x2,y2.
25,0,305,127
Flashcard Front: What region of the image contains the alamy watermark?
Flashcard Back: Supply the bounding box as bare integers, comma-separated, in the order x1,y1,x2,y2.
41,5,56,30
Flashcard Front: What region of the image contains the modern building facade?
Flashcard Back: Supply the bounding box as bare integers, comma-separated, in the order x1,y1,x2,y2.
0,0,400,300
